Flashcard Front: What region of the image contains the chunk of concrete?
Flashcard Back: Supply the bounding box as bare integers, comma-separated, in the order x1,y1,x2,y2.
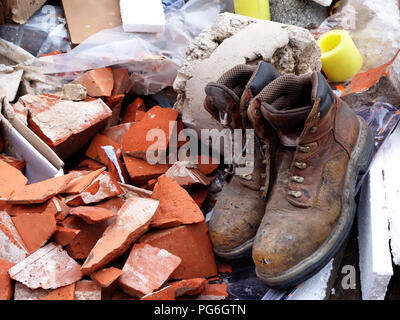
173,13,321,148
0,69,23,102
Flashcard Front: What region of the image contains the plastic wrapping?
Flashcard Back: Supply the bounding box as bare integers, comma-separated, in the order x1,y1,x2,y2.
0,5,71,57
30,0,233,95
311,0,400,72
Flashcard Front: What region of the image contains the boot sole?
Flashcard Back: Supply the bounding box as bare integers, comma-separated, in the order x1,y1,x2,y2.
255,117,375,289
213,237,255,261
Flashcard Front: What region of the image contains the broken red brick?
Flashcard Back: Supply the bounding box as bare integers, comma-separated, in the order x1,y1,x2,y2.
4,197,61,217
101,123,135,144
101,284,131,300
150,175,205,229
197,155,219,175
81,196,159,275
91,267,124,288
0,154,26,171
8,242,83,290
136,110,146,122
23,96,113,159
112,68,130,96
53,226,80,247
60,216,110,260
85,134,121,165
121,97,146,123
69,206,117,224
140,285,176,300
190,187,210,208
103,94,125,127
94,197,125,213
123,154,170,186
62,168,106,195
139,221,218,280
76,159,105,171
122,106,179,160
13,282,50,300
75,280,102,300
12,213,57,253
0,159,27,200
217,263,232,274
8,173,77,205
146,179,158,191
165,161,210,187
64,172,124,207
80,67,114,97
106,153,130,184
40,283,76,300
0,259,15,300
196,282,228,300
53,197,71,221
117,243,182,298
0,211,28,264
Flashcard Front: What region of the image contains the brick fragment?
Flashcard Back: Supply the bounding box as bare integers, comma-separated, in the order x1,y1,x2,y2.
85,134,121,165
60,216,110,259
76,159,105,171
80,67,114,97
122,106,178,160
112,68,130,95
197,155,219,175
12,213,56,253
139,222,218,279
81,196,159,275
91,267,124,288
8,242,83,290
8,173,77,205
189,187,210,208
117,243,181,298
13,282,49,300
123,154,170,186
0,154,26,171
103,94,125,127
75,280,102,300
69,206,117,224
0,259,15,300
0,159,27,200
196,282,228,300
23,96,112,159
101,122,135,144
53,226,80,247
64,172,124,206
121,97,146,123
141,278,206,300
150,175,205,228
0,211,28,264
217,263,232,274
62,168,106,195
40,283,75,300
165,161,210,187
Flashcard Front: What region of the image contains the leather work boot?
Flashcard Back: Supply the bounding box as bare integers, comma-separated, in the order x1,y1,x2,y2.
203,61,280,260
247,72,375,288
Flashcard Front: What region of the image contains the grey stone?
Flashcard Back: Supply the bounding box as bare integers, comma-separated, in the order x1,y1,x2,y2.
269,0,329,30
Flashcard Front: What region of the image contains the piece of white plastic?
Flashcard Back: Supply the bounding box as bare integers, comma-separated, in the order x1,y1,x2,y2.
311,0,332,6
120,0,166,34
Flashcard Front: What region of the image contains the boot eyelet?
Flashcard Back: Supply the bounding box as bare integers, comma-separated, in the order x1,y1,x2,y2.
298,146,311,153
241,174,253,181
291,176,304,183
310,126,317,134
288,190,302,198
295,162,307,169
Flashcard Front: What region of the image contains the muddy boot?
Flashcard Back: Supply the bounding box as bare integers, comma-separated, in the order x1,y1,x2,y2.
247,72,375,288
203,61,280,260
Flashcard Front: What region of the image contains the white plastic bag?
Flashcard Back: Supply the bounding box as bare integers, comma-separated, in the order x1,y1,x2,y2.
30,0,233,95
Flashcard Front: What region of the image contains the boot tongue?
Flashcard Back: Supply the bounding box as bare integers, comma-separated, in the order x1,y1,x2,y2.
258,73,321,147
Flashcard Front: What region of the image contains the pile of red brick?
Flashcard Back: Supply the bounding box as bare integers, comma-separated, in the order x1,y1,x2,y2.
0,67,230,300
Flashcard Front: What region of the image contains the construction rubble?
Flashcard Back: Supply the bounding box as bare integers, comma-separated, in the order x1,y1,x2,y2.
0,0,400,303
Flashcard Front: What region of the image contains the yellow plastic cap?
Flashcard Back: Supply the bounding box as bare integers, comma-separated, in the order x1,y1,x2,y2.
317,30,363,83
233,0,271,21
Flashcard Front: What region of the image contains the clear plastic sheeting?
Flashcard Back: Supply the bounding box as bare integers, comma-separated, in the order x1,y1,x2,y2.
311,0,400,72
30,0,233,95
0,5,71,58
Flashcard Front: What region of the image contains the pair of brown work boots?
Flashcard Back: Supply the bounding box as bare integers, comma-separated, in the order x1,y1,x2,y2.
204,62,375,288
